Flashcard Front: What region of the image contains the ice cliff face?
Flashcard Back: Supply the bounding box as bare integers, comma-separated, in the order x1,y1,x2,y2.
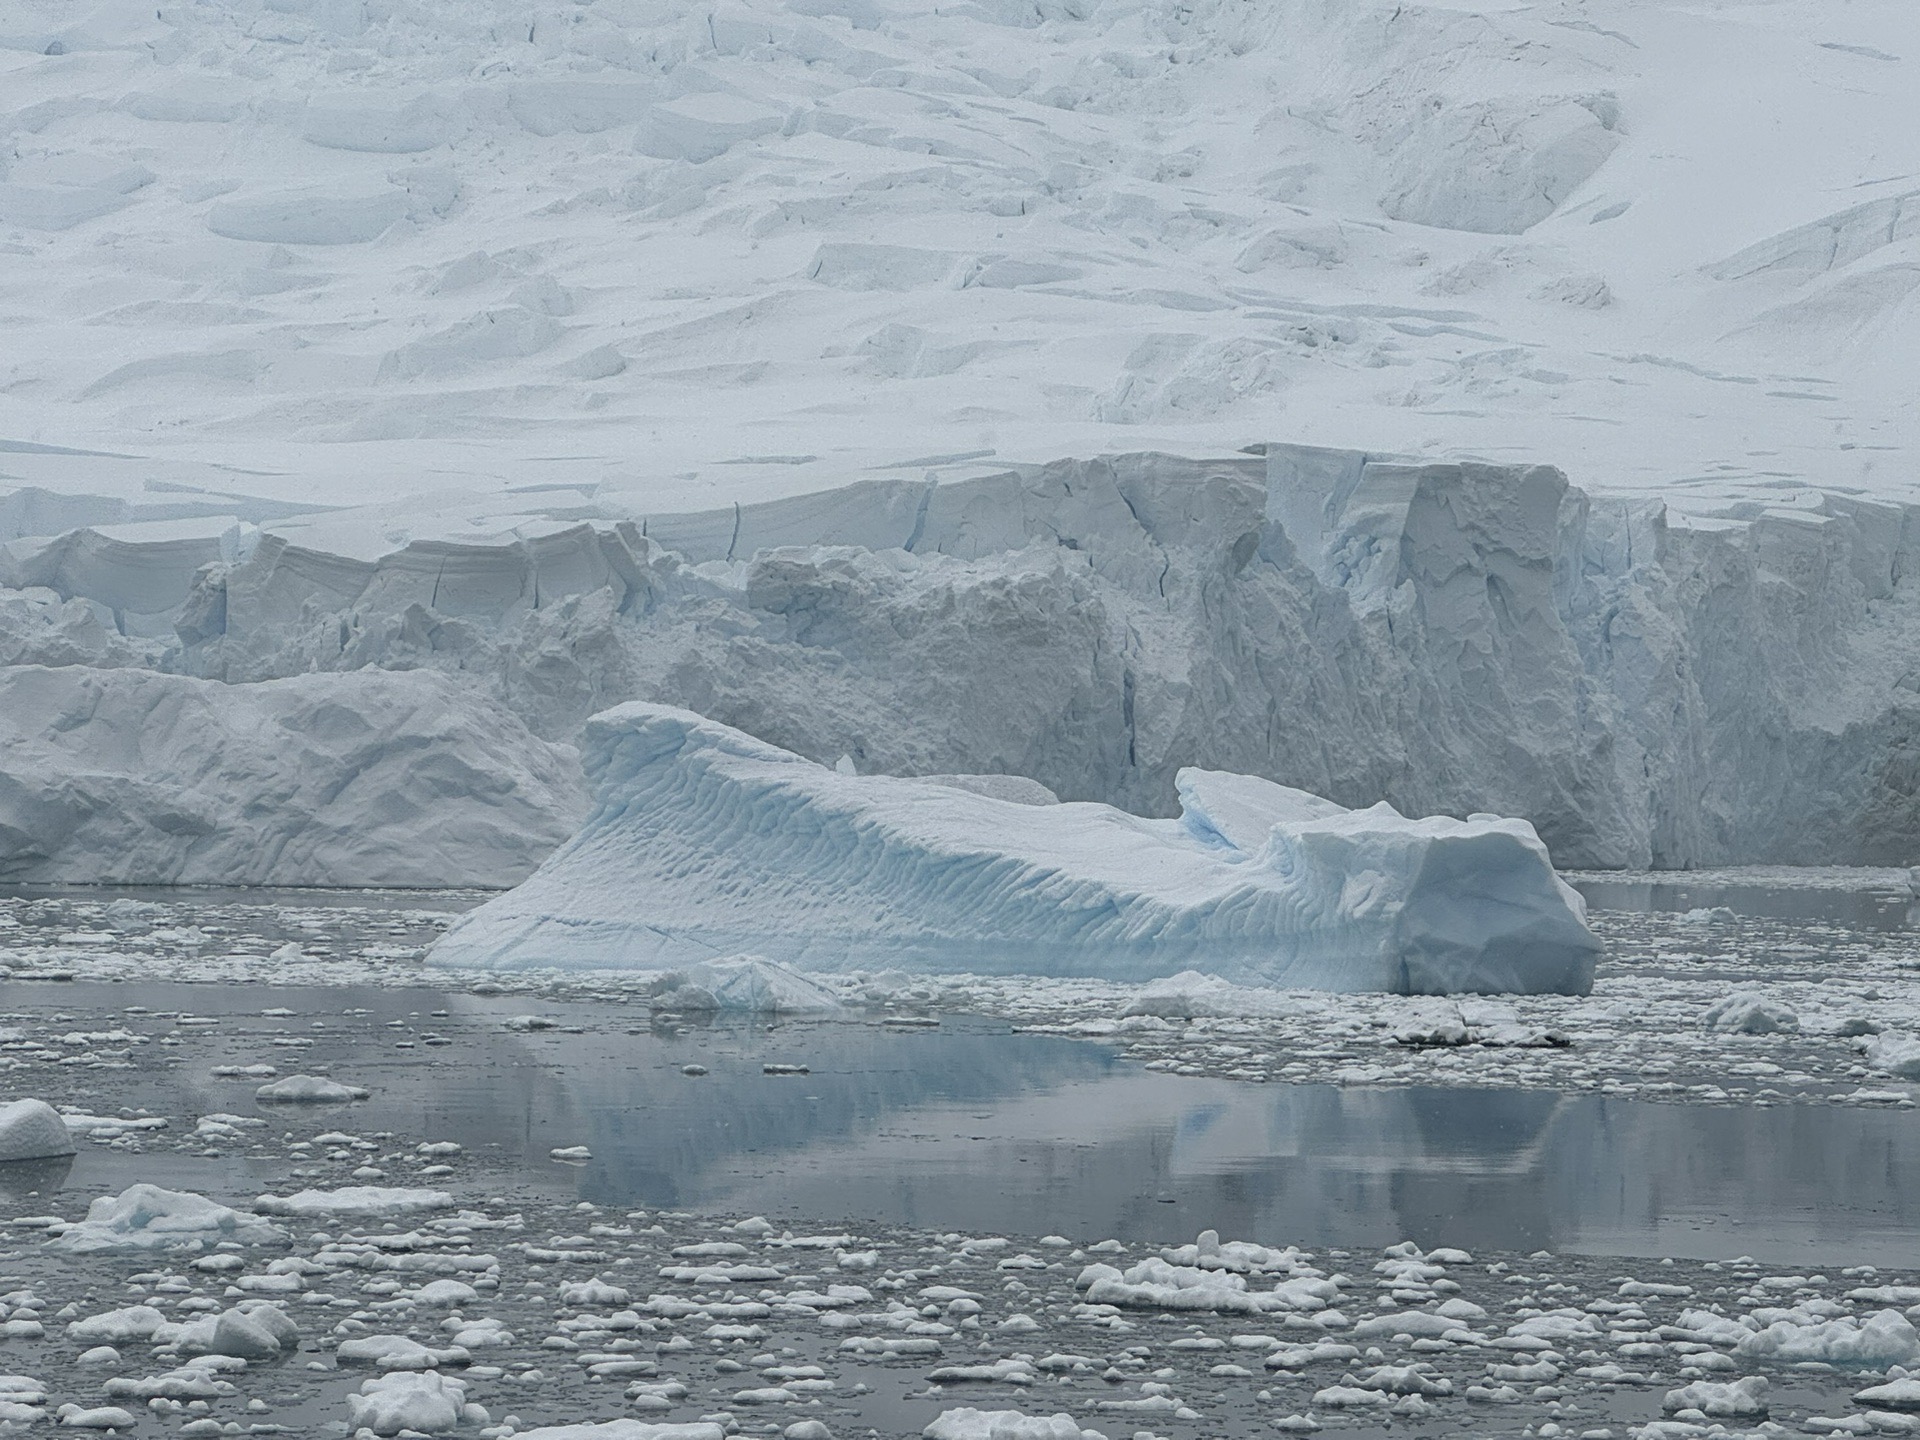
4,443,1919,877
0,666,585,886
427,704,1599,994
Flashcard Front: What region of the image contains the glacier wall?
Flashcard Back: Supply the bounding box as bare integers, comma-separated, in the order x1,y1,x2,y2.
0,666,585,887
6,444,1920,874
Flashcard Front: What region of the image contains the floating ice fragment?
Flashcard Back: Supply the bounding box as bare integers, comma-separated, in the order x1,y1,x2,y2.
1854,1377,1920,1411
345,1369,474,1436
1735,1309,1918,1366
1701,992,1799,1034
1662,1375,1769,1417
0,1100,77,1162
53,1403,137,1429
431,706,1598,995
49,1185,284,1254
923,1411,1106,1440
1865,1034,1920,1079
336,1334,471,1370
506,1424,727,1439
647,957,843,1015
255,1187,455,1218
254,1074,369,1102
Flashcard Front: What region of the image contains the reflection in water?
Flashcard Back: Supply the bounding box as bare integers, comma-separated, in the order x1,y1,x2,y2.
18,981,1920,1265
1573,876,1915,930
0,1154,74,1204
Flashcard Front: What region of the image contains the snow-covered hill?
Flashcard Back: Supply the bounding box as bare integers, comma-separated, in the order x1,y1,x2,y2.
2,0,1916,517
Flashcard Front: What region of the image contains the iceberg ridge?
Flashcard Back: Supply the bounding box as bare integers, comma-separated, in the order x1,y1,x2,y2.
428,705,1599,995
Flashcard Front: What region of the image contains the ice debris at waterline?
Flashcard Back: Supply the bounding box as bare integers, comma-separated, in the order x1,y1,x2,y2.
430,705,1599,995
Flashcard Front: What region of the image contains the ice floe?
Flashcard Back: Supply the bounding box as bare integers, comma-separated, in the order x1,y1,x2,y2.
0,1099,77,1162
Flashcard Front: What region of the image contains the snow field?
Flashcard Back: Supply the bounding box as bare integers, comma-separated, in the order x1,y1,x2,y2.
0,0,1916,504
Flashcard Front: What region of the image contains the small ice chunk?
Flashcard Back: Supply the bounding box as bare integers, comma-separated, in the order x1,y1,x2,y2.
255,1074,370,1102
255,1187,455,1218
1736,1310,1918,1367
52,1404,138,1430
336,1334,470,1370
509,1423,728,1439
345,1370,471,1436
1663,1376,1769,1417
923,1411,1104,1440
1866,1034,1920,1079
49,1185,284,1254
0,1100,78,1162
1701,992,1799,1034
648,956,843,1015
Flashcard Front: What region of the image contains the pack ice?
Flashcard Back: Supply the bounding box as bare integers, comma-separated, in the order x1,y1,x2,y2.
429,705,1599,995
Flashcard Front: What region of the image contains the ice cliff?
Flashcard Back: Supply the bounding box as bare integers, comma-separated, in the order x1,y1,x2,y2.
426,704,1599,995
0,665,584,887
4,442,1920,881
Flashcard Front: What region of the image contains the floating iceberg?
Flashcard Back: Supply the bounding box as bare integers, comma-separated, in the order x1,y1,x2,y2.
0,1100,76,1163
430,706,1598,995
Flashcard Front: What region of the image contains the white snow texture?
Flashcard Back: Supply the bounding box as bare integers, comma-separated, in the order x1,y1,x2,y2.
429,703,1600,994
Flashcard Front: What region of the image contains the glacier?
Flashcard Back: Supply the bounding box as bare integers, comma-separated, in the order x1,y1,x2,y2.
427,703,1600,995
6,442,1920,882
0,664,585,887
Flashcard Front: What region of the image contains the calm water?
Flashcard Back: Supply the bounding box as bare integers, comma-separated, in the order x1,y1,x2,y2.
1571,873,1918,930
7,978,1918,1265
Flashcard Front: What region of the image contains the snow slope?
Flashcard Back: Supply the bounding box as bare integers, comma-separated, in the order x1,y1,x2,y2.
427,703,1601,993
0,0,1915,511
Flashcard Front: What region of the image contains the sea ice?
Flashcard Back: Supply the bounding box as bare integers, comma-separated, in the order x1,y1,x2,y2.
345,1370,476,1437
1702,992,1800,1034
429,705,1599,995
48,1185,284,1255
254,1075,370,1103
923,1412,1106,1440
1865,1034,1920,1079
1736,1311,1919,1367
0,1100,77,1162
647,958,844,1015
254,1187,455,1218
508,1425,727,1440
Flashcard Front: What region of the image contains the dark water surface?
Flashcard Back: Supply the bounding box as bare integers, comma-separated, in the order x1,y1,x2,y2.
6,978,1917,1266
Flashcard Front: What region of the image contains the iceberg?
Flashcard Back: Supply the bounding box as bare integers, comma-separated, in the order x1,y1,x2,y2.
429,705,1599,995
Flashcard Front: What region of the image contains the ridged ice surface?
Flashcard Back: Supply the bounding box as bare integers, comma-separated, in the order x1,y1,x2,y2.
429,704,1600,994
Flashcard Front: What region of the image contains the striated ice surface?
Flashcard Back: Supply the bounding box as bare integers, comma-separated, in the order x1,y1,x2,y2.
0,664,584,887
8,446,1920,878
429,704,1599,994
